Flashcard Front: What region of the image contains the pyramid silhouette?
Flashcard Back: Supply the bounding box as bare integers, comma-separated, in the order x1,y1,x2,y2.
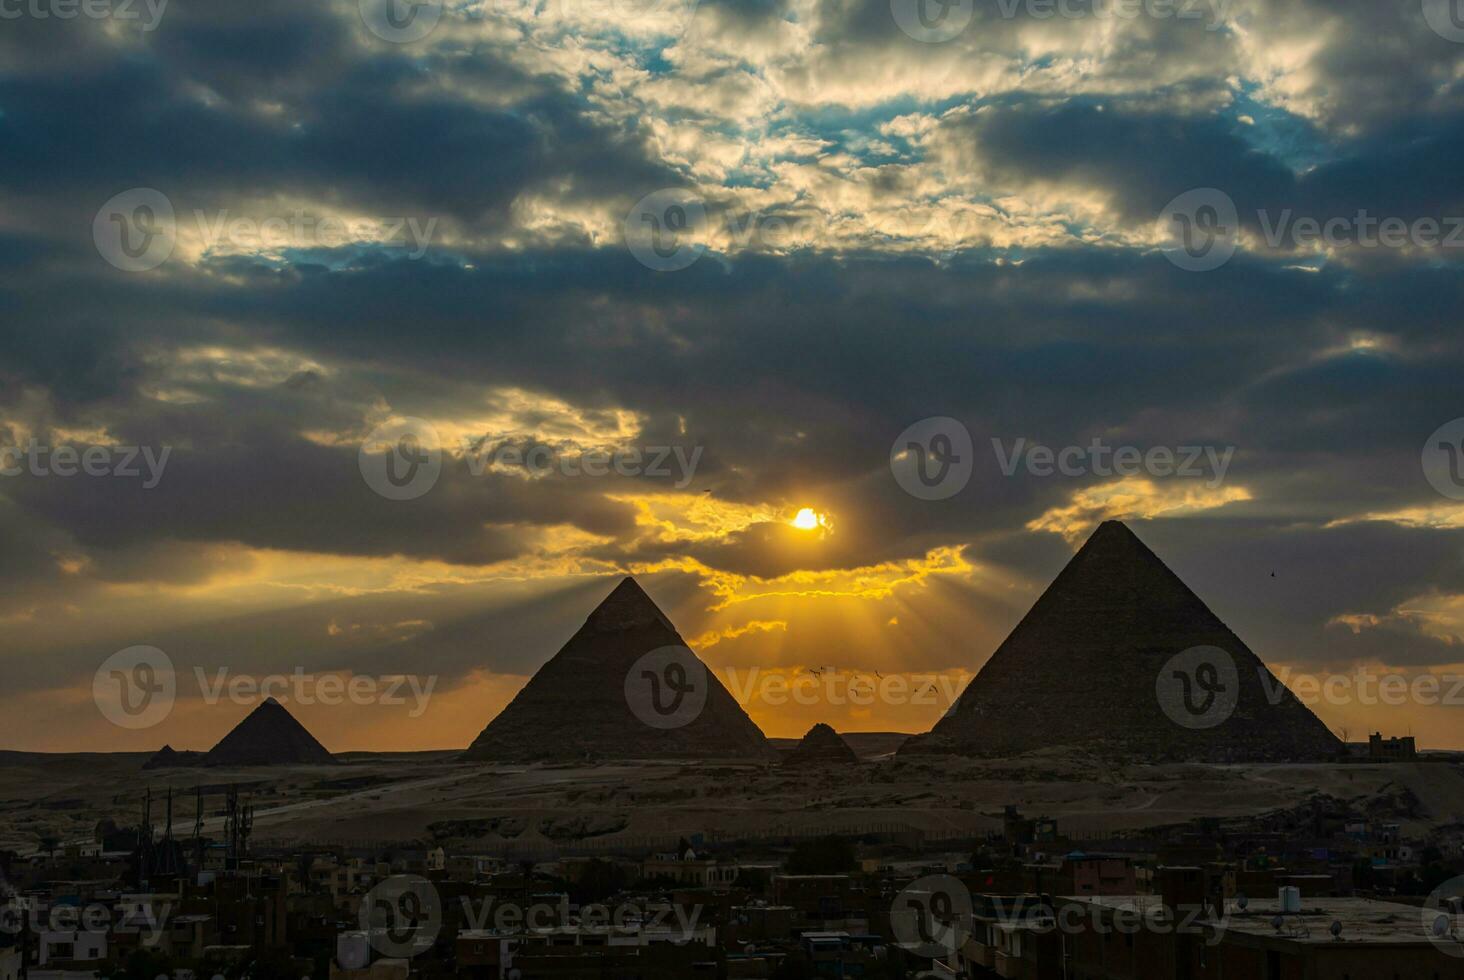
203,698,336,766
783,723,859,766
463,577,777,762
900,521,1341,763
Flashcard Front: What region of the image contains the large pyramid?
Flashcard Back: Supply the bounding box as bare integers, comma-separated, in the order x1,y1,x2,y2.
463,577,777,763
203,698,336,767
900,521,1341,763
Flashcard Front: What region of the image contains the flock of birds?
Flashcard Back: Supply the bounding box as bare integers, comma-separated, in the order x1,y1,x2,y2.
796,665,938,698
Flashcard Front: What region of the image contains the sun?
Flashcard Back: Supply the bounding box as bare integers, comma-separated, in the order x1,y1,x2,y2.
791,508,823,530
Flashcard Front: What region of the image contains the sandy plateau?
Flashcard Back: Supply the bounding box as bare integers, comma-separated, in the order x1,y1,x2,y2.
4,740,1463,857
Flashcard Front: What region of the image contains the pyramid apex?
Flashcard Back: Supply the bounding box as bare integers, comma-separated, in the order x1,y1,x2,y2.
785,721,858,765
586,575,673,632
1087,518,1139,539
203,694,334,766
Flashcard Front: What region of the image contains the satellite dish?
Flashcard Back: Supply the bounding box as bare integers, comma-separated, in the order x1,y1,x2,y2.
1433,913,1453,939
1329,920,1342,940
1236,894,1248,911
1271,915,1284,932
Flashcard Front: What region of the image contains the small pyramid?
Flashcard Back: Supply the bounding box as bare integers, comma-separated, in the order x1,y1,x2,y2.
783,723,859,766
463,577,777,762
203,698,336,767
142,744,204,769
900,521,1341,763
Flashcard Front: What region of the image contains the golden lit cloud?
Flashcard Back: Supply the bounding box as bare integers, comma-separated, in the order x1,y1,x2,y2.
690,619,788,649
610,492,782,543
1329,503,1464,531
1027,478,1253,543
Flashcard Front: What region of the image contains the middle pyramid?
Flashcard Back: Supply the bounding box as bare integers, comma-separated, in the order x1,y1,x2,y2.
462,577,778,763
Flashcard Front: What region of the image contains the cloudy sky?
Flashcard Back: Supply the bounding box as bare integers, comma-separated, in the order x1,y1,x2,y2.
5,0,1464,752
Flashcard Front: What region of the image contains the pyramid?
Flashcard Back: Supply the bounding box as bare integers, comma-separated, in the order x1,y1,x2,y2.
900,521,1341,763
142,744,204,769
202,698,336,766
783,723,859,766
463,577,777,762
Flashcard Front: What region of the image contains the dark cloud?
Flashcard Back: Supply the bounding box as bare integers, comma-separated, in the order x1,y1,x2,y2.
3,0,1464,748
